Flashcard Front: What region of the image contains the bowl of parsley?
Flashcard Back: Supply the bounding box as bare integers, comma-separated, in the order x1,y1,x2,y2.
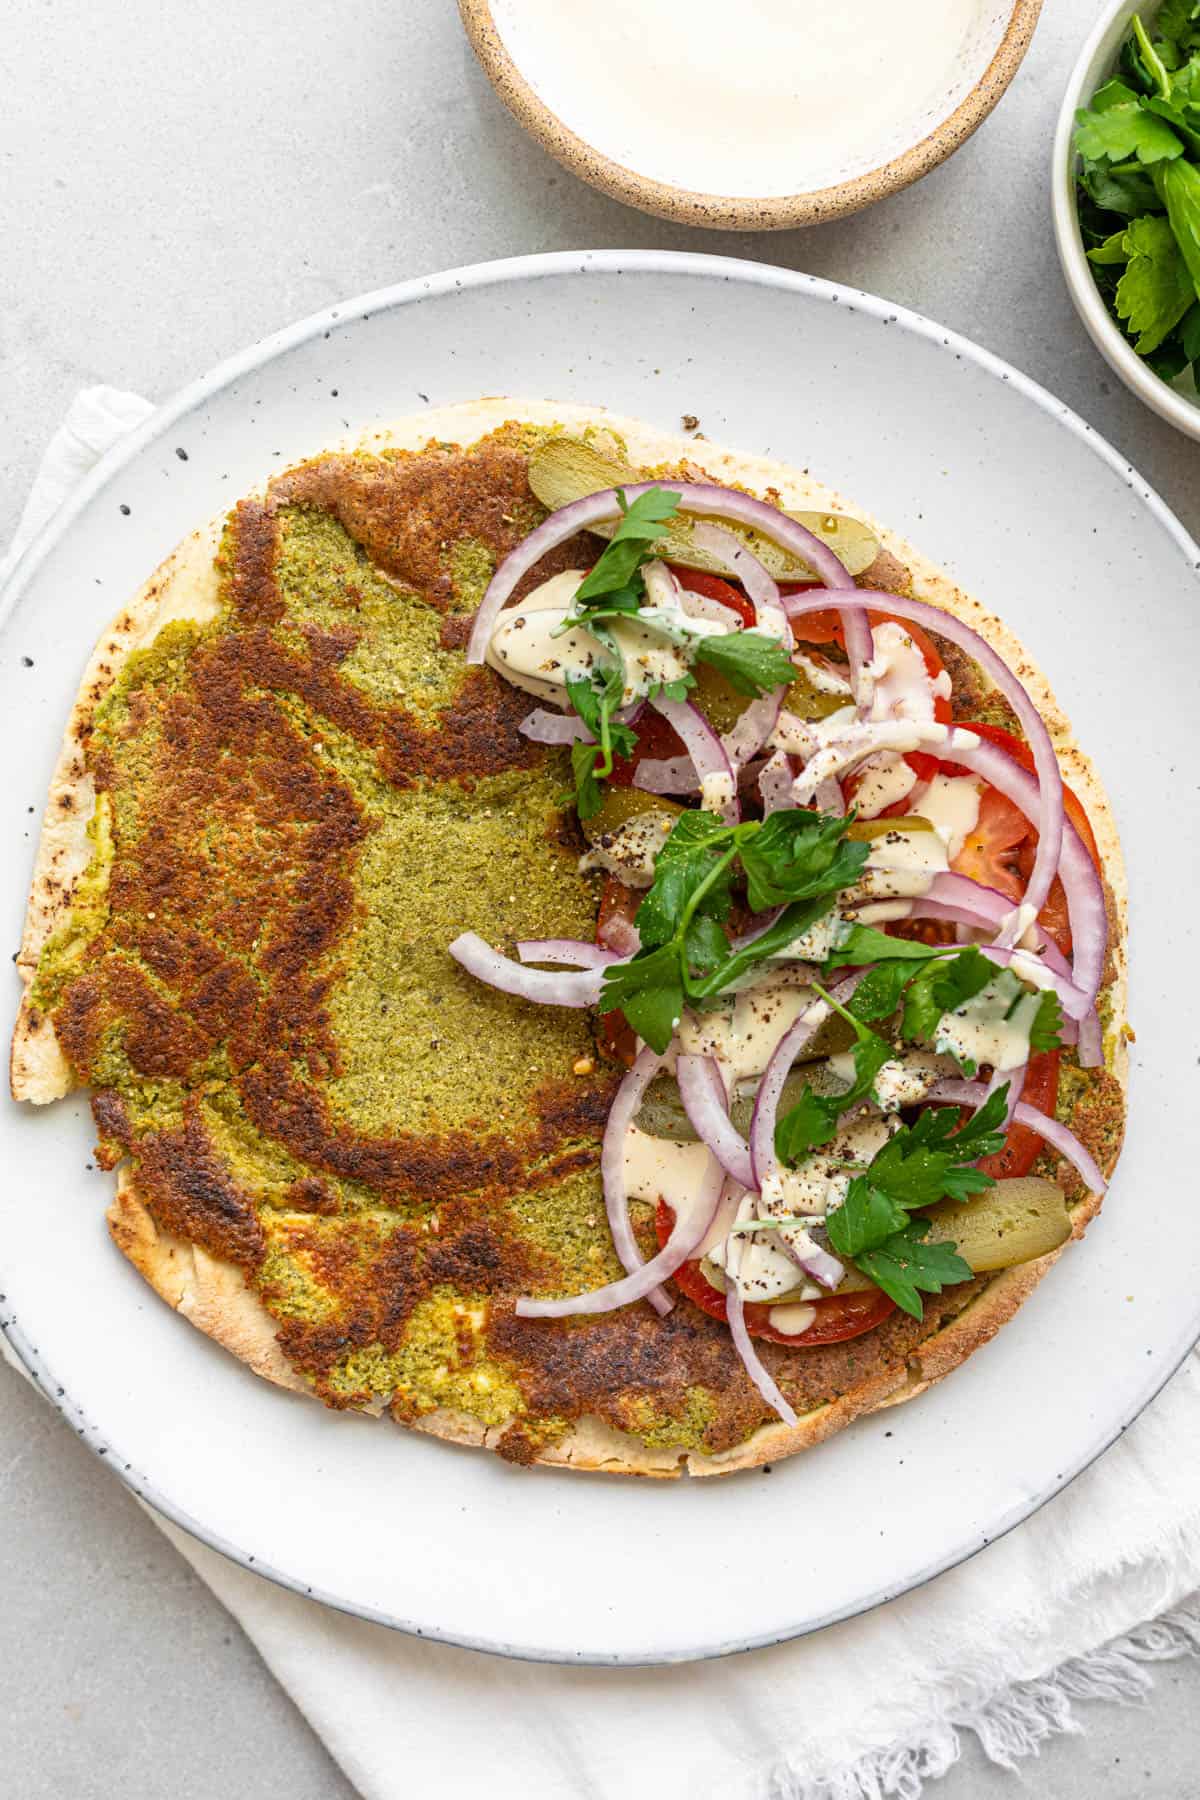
1054,0,1200,440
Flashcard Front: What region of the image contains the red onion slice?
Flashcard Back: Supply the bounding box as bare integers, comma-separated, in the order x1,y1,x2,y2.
519,708,593,746
724,1221,799,1427
749,971,866,1188
721,684,789,771
449,932,605,1007
601,1046,673,1318
689,521,793,648
984,1059,1027,1125
630,754,699,797
637,695,738,822
516,939,622,970
815,776,845,815
676,1054,755,1189
778,1228,845,1293
759,750,796,815
516,1091,726,1320
1076,1010,1103,1069
597,911,641,958
929,1079,1108,1194
783,591,1066,934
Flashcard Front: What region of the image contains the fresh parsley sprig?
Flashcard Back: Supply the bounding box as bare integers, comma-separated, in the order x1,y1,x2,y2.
562,489,680,820
772,980,893,1165
1074,9,1200,380
690,630,798,696
559,486,799,818
822,1085,1010,1317
598,808,868,1052
825,926,1063,1062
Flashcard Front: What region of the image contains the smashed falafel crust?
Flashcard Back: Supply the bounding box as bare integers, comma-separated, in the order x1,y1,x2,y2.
11,400,1127,1478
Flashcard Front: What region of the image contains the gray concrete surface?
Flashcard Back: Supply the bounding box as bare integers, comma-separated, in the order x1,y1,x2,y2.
2,0,1199,1793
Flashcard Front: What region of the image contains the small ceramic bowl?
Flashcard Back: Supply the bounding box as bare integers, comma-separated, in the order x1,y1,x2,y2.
460,0,1043,231
1053,0,1200,440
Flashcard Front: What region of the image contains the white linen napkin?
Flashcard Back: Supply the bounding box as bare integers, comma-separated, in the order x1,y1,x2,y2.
5,388,1200,1800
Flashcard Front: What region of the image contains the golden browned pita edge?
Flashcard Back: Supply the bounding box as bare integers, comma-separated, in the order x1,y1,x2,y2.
11,399,1128,1479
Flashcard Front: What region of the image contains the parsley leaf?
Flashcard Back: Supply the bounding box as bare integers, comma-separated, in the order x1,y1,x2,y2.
1075,91,1184,163
824,1178,910,1257
1029,988,1064,1054
573,488,681,606
823,1085,1007,1312
854,1220,973,1320
1112,212,1196,351
845,959,919,1023
692,629,798,698
598,810,865,1052
739,808,869,913
773,981,893,1165
1155,155,1200,290
566,665,636,821
901,946,995,1045
633,808,735,947
826,924,947,968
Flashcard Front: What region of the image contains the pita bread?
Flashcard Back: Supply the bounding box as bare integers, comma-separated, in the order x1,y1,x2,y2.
11,401,1127,1477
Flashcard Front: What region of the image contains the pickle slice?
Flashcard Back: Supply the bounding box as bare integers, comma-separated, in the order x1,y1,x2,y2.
529,436,880,581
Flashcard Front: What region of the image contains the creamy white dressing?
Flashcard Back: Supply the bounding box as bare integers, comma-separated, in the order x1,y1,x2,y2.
678,967,817,1087
578,810,676,888
914,772,982,859
852,826,950,901
757,1116,896,1219
791,719,960,804
622,1127,718,1230
768,1302,818,1336
491,0,996,200
934,971,1041,1073
792,651,852,698
486,567,737,706
865,622,938,724
766,909,843,965
853,756,918,819
829,1049,953,1111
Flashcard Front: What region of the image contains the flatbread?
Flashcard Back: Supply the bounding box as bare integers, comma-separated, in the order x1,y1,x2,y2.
11,401,1127,1477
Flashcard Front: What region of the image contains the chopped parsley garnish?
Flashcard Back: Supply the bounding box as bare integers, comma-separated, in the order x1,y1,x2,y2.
689,629,798,696
566,665,638,821
563,488,680,820
773,980,893,1165
827,928,1063,1061
558,486,796,818
598,808,868,1052
1075,10,1200,382
822,1085,1010,1317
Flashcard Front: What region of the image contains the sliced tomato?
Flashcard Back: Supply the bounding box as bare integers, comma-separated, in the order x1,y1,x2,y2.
971,1049,1061,1182
655,1202,896,1346
929,720,1099,956
941,721,1099,860
952,785,1028,903
666,563,757,629
607,707,686,786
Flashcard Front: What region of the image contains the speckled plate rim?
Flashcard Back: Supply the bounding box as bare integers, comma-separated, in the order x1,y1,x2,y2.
458,0,1044,229
1,250,1197,1666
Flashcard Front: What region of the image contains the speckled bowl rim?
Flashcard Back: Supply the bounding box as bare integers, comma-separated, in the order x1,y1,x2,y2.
458,0,1044,229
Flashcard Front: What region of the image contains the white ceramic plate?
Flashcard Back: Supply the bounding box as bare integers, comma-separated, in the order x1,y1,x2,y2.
2,252,1196,1666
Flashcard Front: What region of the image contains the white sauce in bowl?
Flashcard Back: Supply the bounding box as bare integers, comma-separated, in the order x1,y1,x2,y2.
490,0,1013,198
